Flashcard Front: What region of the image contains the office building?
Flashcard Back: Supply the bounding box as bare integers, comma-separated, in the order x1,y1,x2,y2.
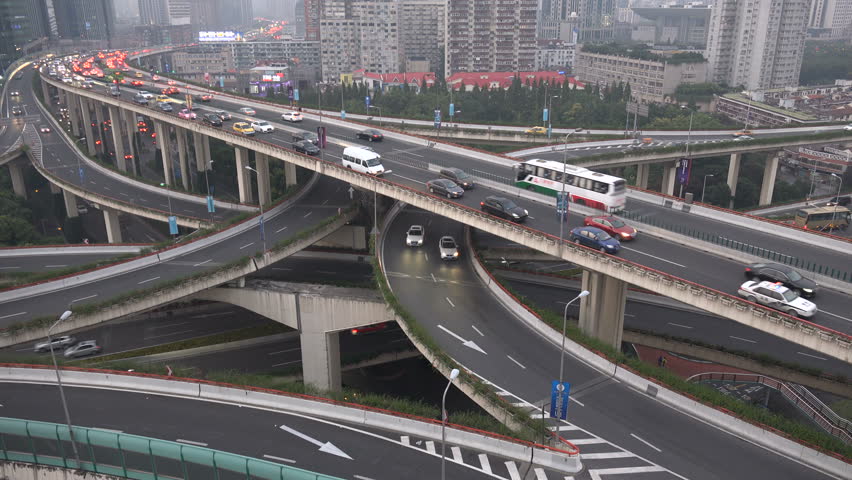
294,0,305,37
535,39,576,70
53,0,115,42
809,0,852,39
191,0,253,30
539,0,566,39
138,0,191,25
305,0,321,41
567,0,617,42
706,0,808,91
631,5,711,47
446,0,538,75
320,0,401,82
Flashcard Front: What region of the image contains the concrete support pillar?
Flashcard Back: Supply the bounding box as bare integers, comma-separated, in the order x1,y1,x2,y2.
40,78,50,106
93,103,105,154
727,153,741,209
154,121,173,185
255,153,272,206
63,189,78,218
102,208,122,244
635,163,649,190
235,147,254,203
123,109,138,175
175,128,190,191
299,331,342,391
579,270,628,348
108,106,126,171
660,162,677,196
68,94,81,137
284,161,297,187
49,182,61,194
759,154,780,206
193,132,209,171
8,163,27,198
79,98,96,156
57,88,65,105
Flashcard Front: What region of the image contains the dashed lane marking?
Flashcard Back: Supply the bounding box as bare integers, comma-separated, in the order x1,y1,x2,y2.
569,438,609,445
630,433,662,453
451,446,463,463
262,455,295,464
581,452,634,460
400,435,410,446
425,440,436,454
176,439,207,447
730,335,757,344
797,352,827,361
472,325,484,337
506,355,527,369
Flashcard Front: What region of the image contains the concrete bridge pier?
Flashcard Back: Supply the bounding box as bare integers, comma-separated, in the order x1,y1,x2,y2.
255,153,272,206
40,78,51,108
79,98,97,156
93,102,106,153
8,162,27,198
727,153,741,209
175,127,191,191
122,109,138,175
56,87,65,106
107,106,127,172
660,161,677,196
301,330,342,391
102,207,123,243
235,146,255,203
68,93,81,138
758,154,780,206
578,270,628,348
153,120,173,186
63,189,78,218
285,161,297,187
192,131,210,172
635,163,649,189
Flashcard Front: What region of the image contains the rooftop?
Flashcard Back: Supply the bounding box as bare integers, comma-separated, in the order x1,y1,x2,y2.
722,93,818,121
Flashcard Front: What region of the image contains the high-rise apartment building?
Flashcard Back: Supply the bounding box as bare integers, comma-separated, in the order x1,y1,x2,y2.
539,0,565,39
566,0,617,42
305,0,321,41
54,0,115,42
706,0,808,91
190,0,253,30
445,0,538,75
399,0,445,74
139,0,191,25
320,0,399,82
809,0,852,38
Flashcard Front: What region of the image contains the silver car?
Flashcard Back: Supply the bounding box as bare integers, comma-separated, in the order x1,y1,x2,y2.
64,340,102,358
439,236,460,261
34,335,76,352
406,225,425,247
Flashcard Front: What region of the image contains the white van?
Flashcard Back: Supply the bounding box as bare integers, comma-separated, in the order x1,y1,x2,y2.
342,146,385,176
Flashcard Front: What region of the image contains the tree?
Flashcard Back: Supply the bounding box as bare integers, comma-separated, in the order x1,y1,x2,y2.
0,216,38,246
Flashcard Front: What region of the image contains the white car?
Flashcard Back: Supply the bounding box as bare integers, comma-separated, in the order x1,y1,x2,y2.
438,236,460,261
282,111,303,122
844,124,852,131
406,225,424,246
737,280,817,318
238,107,256,116
34,335,76,352
250,120,274,133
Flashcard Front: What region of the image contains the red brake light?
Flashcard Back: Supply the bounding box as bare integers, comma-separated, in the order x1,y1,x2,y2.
745,268,751,272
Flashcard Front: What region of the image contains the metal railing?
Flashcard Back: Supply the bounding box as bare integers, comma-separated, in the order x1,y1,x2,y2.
788,383,852,438
688,373,852,445
0,417,344,480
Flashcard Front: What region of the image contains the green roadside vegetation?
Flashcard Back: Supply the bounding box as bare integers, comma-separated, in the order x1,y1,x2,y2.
800,41,852,85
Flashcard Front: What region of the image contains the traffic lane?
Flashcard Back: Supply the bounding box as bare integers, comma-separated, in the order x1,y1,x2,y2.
251,256,373,284
0,383,493,480
0,176,352,325
383,212,832,480
0,253,131,271
504,277,850,377
170,326,409,374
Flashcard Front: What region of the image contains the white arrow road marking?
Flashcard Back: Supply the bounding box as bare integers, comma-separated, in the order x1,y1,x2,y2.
478,454,492,474
437,324,487,354
279,425,352,459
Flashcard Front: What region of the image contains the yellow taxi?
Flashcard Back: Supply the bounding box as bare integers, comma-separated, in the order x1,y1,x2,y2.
232,122,255,136
135,71,144,78
155,94,171,103
525,126,547,135
732,130,753,137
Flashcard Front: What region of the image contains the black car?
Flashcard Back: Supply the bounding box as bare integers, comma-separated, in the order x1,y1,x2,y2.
356,129,383,142
744,263,818,297
480,196,528,222
440,167,474,189
214,110,231,121
293,140,319,156
202,113,222,126
292,131,319,145
157,102,173,112
11,106,22,116
827,195,851,207
133,94,148,105
426,178,464,199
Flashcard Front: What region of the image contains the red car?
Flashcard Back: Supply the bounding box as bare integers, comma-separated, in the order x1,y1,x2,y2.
583,216,638,241
130,80,144,86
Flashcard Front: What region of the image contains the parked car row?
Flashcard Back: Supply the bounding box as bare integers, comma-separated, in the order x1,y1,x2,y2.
33,336,102,358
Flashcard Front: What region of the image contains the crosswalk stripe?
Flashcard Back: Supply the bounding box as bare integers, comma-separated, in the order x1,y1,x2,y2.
478,454,492,475
534,467,548,480
566,438,608,445
581,452,634,460
400,435,410,446
505,461,521,480
451,446,463,463
552,425,581,431
589,466,667,480
425,440,436,454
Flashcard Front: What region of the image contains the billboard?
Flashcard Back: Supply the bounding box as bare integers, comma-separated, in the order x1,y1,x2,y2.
198,31,244,42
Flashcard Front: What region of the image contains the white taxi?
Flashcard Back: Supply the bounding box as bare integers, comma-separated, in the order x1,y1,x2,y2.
737,280,817,318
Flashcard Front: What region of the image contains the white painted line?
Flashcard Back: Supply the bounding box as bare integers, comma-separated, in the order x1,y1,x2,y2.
797,352,828,361
729,335,757,344
535,468,548,480
0,266,21,270
425,440,436,454
193,259,213,267
272,267,292,271
667,322,693,329
506,355,526,369
262,455,296,464
451,446,463,463
275,226,289,233
446,297,455,308
430,273,437,284
138,276,160,285
239,242,254,250
554,425,581,431
303,211,312,218
354,476,376,480
268,347,300,355
321,199,328,205
569,438,608,445
120,192,129,196
150,322,189,329
495,391,512,396
189,311,234,318
391,173,425,184
478,454,492,475
144,329,195,340
581,452,633,460
471,325,484,337
176,439,208,447
621,247,686,268
270,359,302,367
570,397,585,407
630,433,662,453
505,461,521,480
44,265,68,268
820,310,852,323
72,294,98,303
588,466,667,480
400,435,410,446
87,427,122,433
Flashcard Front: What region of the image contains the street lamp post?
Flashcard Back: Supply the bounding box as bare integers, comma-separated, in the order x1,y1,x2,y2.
203,160,214,224
48,310,82,467
831,173,843,227
547,95,559,138
368,105,383,126
244,166,266,253
159,182,175,238
441,368,460,480
701,174,714,203
559,133,573,251
558,291,590,387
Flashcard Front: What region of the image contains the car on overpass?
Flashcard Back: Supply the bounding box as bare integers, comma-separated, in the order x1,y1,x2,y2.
480,196,528,223
64,340,102,358
9,90,20,96
844,124,852,131
439,167,475,189
569,226,621,254
157,102,173,112
583,216,637,241
250,120,274,133
439,236,460,260
238,107,256,116
356,129,383,142
178,109,197,120
232,122,255,136
282,111,303,122
293,140,319,156
11,106,22,116
193,93,213,102
214,110,231,121
38,125,51,133
744,263,818,297
202,113,222,126
737,280,817,318
732,130,753,137
525,126,547,135
34,335,76,352
426,178,465,199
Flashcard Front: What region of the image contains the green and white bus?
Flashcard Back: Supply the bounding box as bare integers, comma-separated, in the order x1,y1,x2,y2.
514,158,626,212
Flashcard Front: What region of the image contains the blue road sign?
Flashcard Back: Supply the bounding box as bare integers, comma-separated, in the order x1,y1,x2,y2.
341,110,346,119
219,77,224,88
449,103,455,116
550,381,571,420
168,216,178,235
78,167,85,183
206,195,215,213
434,109,441,128
294,88,300,101
365,96,371,107
556,192,569,215
543,108,549,122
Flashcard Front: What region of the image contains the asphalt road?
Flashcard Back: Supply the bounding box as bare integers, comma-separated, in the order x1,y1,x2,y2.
0,252,135,271
381,208,831,480
0,383,509,480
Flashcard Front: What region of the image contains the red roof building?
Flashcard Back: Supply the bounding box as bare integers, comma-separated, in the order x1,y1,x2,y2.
446,71,584,91
352,69,437,92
